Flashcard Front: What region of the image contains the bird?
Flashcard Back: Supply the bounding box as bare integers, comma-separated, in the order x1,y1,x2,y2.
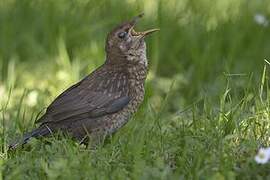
9,13,159,149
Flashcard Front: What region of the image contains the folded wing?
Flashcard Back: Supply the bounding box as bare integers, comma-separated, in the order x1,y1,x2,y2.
38,69,130,124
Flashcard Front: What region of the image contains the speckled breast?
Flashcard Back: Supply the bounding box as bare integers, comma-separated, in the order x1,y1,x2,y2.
104,63,147,134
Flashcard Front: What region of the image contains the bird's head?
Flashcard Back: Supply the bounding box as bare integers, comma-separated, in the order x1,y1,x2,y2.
105,13,159,65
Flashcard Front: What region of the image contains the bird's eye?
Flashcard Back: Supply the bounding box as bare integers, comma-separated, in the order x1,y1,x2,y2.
118,32,127,39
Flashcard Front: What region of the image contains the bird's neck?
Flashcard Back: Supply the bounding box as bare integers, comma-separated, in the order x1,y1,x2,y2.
104,61,147,78
106,47,148,67
102,60,147,100
105,47,148,86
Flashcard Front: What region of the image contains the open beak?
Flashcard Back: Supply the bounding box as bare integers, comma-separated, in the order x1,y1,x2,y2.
129,13,159,38
130,28,160,37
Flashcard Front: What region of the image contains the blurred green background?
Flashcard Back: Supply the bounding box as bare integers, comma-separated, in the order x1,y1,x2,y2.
0,0,270,132
1,0,270,109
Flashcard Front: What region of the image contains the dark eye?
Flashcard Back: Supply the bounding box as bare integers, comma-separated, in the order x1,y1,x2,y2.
118,32,127,39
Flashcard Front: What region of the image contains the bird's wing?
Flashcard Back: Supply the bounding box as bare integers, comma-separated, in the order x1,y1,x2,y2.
38,68,130,124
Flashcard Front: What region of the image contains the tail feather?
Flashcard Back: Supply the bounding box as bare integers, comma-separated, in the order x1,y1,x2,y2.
8,126,51,150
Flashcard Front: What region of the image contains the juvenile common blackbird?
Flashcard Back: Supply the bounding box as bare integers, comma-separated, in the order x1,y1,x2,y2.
9,14,158,149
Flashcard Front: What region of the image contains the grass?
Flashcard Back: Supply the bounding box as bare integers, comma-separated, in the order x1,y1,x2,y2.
2,73,270,179
1,0,270,179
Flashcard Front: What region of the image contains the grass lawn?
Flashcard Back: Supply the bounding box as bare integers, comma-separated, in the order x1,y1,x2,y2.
1,0,270,179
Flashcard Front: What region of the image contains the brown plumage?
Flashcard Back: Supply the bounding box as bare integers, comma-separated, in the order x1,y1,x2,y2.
9,14,158,149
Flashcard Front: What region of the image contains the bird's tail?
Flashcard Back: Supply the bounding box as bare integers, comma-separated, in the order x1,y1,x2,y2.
8,126,51,150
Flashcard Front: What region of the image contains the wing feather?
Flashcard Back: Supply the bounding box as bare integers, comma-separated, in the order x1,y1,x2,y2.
38,69,130,124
